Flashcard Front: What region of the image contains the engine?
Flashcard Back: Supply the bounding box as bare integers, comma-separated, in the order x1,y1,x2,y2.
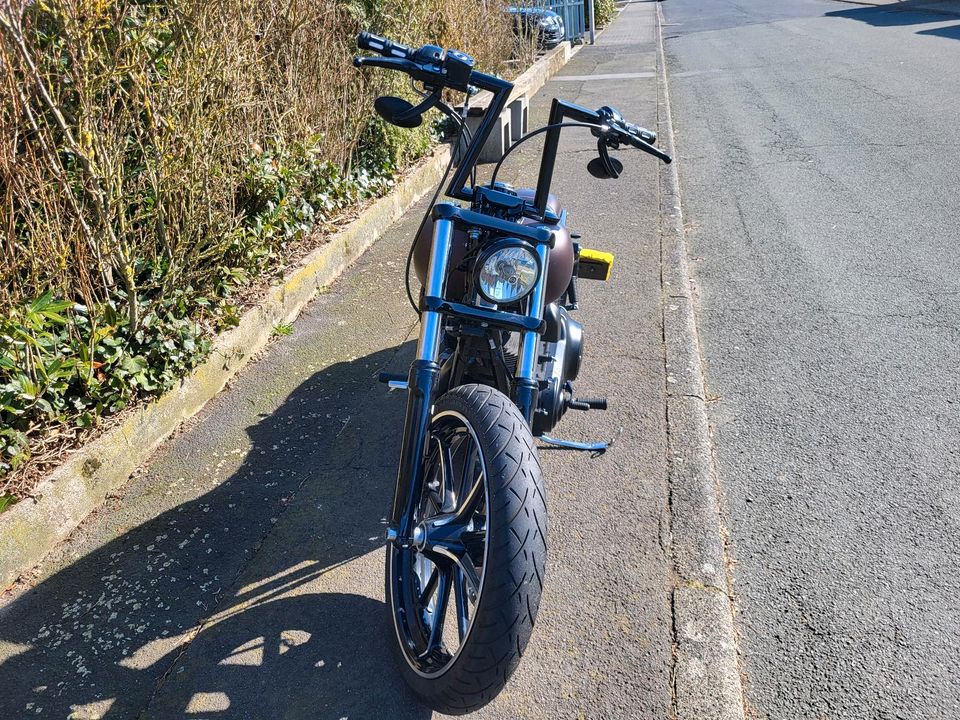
533,303,584,436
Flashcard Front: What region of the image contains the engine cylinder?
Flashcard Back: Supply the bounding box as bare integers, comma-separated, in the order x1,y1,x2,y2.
533,305,584,436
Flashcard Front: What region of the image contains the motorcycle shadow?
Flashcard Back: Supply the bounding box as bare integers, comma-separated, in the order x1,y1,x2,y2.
0,342,431,719
139,590,427,719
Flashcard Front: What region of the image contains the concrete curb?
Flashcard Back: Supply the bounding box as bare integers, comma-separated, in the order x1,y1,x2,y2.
513,42,575,101
0,42,579,592
655,4,746,720
470,40,575,111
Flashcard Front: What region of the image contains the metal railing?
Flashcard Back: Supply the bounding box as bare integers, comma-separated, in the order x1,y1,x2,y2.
545,0,586,43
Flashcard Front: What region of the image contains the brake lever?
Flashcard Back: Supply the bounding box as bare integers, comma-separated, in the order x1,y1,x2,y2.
614,124,671,163
594,106,672,164
630,134,672,164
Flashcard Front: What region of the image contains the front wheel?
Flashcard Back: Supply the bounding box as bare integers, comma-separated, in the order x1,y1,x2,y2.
386,384,547,714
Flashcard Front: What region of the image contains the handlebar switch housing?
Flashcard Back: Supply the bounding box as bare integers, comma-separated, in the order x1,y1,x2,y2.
443,50,476,92
414,44,444,65
593,106,625,148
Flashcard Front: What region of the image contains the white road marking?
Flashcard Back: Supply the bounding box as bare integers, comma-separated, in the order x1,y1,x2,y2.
551,71,656,81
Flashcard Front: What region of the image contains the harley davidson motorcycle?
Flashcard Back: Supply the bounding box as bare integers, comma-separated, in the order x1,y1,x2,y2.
354,31,671,713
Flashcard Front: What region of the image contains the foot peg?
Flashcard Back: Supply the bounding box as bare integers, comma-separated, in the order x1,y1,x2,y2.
377,371,408,390
568,397,607,411
538,435,609,453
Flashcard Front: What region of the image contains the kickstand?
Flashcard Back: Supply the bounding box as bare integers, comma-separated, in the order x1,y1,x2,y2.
538,434,609,456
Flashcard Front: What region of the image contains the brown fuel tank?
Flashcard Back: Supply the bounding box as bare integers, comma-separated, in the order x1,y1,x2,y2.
412,189,575,305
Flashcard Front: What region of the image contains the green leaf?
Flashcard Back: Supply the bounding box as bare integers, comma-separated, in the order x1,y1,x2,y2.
45,358,63,377
39,310,70,325
44,299,74,313
0,494,16,514
28,291,54,314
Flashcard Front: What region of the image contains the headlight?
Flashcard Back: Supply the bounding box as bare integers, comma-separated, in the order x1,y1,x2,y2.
476,241,540,304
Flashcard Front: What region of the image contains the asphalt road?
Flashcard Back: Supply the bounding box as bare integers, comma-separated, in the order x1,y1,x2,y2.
662,0,960,718
0,5,673,718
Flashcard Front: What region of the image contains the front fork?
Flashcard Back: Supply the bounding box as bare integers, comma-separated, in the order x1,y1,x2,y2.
389,216,453,535
514,241,550,424
388,210,549,536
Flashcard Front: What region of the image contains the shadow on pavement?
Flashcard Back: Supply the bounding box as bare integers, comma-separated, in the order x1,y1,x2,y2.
826,1,960,38
916,22,960,36
0,342,430,719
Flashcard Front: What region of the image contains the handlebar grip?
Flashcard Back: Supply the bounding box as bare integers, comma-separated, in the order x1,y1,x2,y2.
357,31,414,60
626,123,657,145
618,126,672,163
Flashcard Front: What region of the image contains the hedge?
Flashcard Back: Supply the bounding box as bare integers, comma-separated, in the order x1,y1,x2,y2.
0,0,516,501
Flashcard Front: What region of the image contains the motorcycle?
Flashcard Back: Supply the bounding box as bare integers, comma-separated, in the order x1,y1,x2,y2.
354,31,671,713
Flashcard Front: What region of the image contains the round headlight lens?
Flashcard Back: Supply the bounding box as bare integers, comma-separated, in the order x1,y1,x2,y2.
477,244,540,304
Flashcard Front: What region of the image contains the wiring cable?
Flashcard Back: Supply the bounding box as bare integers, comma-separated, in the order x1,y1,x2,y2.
404,118,468,315
488,121,606,189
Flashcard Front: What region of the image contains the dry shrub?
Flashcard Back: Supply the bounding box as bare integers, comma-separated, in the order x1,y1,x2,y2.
0,0,513,316
0,0,516,496
594,0,617,27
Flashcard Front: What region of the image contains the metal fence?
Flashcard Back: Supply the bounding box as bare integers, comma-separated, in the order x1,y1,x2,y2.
545,0,587,43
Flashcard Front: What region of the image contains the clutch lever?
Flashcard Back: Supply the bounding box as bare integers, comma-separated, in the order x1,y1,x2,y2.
353,55,445,89
353,55,409,70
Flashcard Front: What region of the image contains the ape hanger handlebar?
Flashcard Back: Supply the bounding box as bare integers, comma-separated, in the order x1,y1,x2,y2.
354,32,671,219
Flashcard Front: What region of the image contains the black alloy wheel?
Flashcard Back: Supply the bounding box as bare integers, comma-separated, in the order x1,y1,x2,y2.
386,384,546,714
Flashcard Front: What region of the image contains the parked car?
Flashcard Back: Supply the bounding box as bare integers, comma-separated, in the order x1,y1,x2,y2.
507,6,566,49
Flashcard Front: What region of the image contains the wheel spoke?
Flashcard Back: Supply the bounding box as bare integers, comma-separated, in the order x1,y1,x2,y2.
417,565,439,606
419,568,452,659
454,567,470,641
453,464,484,523
440,437,457,511
425,438,445,505
459,444,477,499
452,550,481,599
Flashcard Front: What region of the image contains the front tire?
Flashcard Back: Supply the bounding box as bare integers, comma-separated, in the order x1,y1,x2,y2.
386,384,546,714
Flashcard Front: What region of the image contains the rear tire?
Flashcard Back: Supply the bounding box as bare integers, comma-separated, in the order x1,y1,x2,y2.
386,384,546,714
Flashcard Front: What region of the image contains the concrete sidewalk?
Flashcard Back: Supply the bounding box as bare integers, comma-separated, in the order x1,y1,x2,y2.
0,4,672,718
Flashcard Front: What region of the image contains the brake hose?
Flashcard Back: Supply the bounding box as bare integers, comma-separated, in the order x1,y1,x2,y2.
404,118,469,316
488,121,606,189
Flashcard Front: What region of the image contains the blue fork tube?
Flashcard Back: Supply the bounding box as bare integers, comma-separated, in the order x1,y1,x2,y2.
514,242,551,425
389,215,454,532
